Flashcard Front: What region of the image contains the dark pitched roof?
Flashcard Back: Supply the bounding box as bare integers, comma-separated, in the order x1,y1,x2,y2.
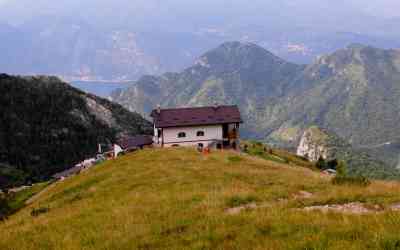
151,105,242,128
117,135,153,149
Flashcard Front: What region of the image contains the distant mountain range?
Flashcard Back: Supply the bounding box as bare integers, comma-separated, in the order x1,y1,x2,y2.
0,74,151,189
111,42,400,168
1,12,400,81
0,20,166,81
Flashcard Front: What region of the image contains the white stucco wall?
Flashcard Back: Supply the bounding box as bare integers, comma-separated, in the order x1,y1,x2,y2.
153,124,160,145
162,125,223,147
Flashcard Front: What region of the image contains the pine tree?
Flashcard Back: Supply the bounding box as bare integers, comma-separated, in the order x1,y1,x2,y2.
336,161,347,177
316,156,327,170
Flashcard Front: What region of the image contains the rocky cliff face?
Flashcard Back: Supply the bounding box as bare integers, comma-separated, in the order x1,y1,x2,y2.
296,126,400,179
296,127,331,162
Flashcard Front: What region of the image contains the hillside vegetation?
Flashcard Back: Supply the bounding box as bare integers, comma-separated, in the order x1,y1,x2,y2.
2,148,400,249
0,74,152,189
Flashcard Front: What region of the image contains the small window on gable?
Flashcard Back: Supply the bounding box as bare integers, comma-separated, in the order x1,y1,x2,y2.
197,131,205,137
178,132,186,138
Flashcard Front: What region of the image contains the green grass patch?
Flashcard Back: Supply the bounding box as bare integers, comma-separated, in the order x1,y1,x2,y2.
47,175,107,203
242,141,315,168
0,182,50,221
7,182,50,212
228,156,243,163
226,195,259,208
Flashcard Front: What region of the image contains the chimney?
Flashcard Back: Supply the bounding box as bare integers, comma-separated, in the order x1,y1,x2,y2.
157,104,161,114
213,102,219,110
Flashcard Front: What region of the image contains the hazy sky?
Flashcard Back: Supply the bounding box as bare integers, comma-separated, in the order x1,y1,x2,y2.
1,0,400,33
1,0,400,18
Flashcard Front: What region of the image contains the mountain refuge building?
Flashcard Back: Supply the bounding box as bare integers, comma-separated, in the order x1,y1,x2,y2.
151,105,242,149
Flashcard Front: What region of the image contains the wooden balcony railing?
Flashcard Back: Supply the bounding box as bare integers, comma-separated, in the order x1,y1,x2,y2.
227,131,238,140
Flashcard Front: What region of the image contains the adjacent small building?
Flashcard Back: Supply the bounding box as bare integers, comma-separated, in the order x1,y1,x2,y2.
151,105,242,149
113,135,153,157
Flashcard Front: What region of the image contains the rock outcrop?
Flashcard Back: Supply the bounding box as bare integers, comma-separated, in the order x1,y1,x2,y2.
296,126,400,179
296,127,332,162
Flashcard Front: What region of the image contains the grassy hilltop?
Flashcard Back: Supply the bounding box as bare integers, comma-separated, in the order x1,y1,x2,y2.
2,148,400,249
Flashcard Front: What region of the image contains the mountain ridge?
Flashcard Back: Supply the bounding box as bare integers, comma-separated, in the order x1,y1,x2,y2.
111,42,400,169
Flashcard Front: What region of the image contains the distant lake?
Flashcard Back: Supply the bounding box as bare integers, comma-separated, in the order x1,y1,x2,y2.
70,81,130,98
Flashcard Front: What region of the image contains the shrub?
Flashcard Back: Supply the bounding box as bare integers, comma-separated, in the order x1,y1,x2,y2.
316,157,327,170
31,207,50,217
379,237,400,250
226,195,259,208
0,197,11,221
331,176,371,187
327,159,338,170
336,161,347,177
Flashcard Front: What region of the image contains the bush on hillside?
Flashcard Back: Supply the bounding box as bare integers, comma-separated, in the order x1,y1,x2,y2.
332,176,371,187
327,159,338,170
336,161,347,177
0,196,10,221
316,157,327,170
30,207,50,217
331,161,370,186
226,195,259,208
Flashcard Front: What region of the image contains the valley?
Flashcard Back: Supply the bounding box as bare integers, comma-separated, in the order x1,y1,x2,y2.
70,81,129,98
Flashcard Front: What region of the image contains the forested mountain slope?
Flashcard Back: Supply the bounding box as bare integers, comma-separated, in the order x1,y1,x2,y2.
0,74,152,189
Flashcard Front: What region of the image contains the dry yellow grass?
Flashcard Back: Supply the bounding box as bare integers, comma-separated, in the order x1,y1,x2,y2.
1,148,400,249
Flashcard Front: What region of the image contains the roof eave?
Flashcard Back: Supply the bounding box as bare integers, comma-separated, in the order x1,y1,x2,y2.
154,120,243,128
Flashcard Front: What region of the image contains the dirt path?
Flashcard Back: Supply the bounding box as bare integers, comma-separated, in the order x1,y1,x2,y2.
25,182,57,205
226,189,400,215
226,191,313,215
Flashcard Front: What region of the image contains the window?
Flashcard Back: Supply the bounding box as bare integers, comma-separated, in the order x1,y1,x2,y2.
196,131,205,137
178,132,186,138
198,143,204,148
157,129,162,138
